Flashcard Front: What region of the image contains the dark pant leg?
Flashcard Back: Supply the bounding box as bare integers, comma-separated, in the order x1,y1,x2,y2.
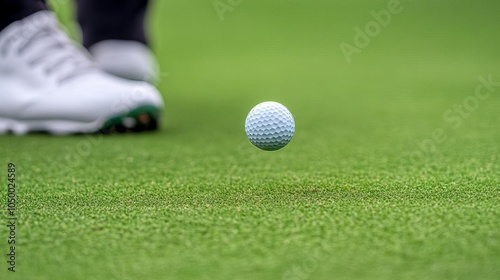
0,0,47,31
76,0,149,49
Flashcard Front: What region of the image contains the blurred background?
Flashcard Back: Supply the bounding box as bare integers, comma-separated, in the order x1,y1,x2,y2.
47,0,500,158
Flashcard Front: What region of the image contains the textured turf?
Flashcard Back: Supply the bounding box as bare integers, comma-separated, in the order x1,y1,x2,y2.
1,0,500,279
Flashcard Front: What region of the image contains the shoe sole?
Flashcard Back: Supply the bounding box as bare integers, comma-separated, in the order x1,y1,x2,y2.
0,105,160,135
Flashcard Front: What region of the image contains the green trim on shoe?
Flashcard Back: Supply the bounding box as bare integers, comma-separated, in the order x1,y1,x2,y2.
100,105,161,133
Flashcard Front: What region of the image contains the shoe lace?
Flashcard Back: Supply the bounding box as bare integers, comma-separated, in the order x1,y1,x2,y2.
13,25,95,84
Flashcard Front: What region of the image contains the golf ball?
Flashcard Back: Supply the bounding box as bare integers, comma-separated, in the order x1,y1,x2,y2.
245,101,295,151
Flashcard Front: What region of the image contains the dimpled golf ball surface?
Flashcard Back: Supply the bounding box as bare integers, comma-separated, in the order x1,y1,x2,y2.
245,101,295,151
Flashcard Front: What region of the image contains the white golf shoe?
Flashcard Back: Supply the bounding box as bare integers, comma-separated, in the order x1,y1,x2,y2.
0,11,164,135
89,40,159,84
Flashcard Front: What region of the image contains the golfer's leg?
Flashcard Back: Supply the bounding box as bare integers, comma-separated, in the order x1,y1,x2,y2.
76,0,149,49
75,0,156,82
0,0,47,31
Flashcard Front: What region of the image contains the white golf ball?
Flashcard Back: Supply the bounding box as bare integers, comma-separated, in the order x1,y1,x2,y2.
245,101,295,151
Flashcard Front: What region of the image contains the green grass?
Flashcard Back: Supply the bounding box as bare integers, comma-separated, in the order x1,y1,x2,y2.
2,0,500,279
